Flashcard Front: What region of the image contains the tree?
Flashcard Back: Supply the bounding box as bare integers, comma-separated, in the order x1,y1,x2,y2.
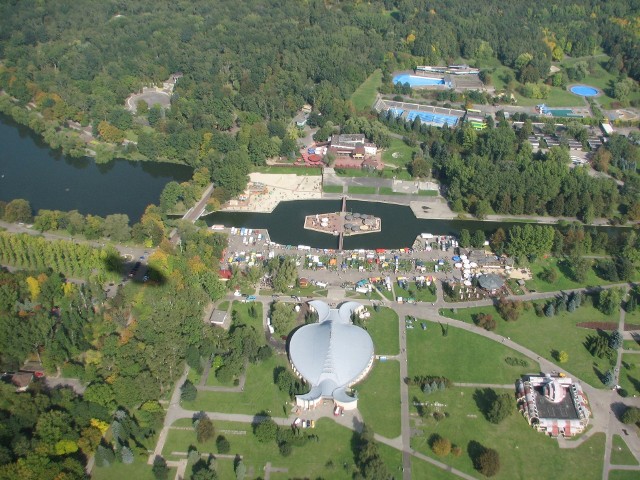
459,229,471,248
475,448,500,477
431,436,452,457
196,415,215,443
540,267,558,284
558,351,569,363
270,302,297,337
95,444,115,467
497,298,523,322
103,214,131,242
544,302,555,317
152,456,169,480
486,393,515,424
254,417,278,443
3,199,33,223
120,446,134,464
269,257,298,293
598,288,623,315
621,406,640,425
602,369,615,387
216,435,230,454
474,313,496,331
181,380,198,402
609,330,623,350
235,460,247,480
472,230,486,248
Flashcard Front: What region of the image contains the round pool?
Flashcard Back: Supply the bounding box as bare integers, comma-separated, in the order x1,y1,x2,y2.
570,85,599,97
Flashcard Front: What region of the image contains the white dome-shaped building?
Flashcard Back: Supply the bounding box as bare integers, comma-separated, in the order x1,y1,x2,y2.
289,300,374,410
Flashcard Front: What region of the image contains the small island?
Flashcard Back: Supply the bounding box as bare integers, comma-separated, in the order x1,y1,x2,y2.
304,211,381,237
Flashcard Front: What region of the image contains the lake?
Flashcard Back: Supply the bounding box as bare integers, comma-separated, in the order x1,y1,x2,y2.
0,114,192,221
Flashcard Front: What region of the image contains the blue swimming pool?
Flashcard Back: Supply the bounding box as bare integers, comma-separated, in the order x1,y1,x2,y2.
570,85,599,97
389,108,404,117
393,74,445,87
406,110,459,126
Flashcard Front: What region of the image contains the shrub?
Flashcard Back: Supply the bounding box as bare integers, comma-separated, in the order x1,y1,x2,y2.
431,436,452,457
196,416,215,443
451,445,462,457
475,448,500,477
621,406,640,425
180,380,198,402
474,313,496,331
216,435,230,454
558,351,569,363
496,298,523,321
486,393,515,424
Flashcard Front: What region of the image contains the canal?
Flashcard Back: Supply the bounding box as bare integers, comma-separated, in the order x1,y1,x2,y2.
0,114,192,221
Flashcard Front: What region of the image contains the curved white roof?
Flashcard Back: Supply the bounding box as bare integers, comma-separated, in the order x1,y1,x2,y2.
289,301,374,403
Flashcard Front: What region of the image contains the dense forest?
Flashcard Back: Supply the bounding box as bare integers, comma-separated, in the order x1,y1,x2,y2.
0,0,638,203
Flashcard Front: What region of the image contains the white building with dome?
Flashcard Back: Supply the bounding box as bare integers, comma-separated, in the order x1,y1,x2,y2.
288,300,374,411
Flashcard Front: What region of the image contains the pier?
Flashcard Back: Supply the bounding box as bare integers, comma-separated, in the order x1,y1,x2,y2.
338,196,346,251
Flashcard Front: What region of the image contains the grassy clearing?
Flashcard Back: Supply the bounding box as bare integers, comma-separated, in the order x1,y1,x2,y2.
232,301,264,333
611,434,639,466
409,387,605,480
252,166,322,176
440,302,619,388
363,307,399,355
525,257,617,292
163,418,400,478
395,282,437,303
620,354,640,396
322,185,344,193
351,69,382,111
382,137,417,168
93,461,175,480
357,360,401,438
347,186,377,195
407,323,532,384
182,354,291,415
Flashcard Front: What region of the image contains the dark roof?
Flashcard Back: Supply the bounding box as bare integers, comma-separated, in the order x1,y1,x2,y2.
478,273,505,290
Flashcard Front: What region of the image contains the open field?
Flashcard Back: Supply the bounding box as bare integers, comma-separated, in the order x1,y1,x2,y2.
364,307,400,355
440,302,619,388
407,323,532,384
395,282,437,303
163,418,402,478
381,137,418,168
93,461,176,480
409,387,605,480
620,354,640,396
357,360,402,438
351,69,382,111
232,301,264,333
183,354,291,415
525,257,620,292
611,434,639,466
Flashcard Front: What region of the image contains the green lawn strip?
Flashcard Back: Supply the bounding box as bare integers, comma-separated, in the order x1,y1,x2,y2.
93,461,176,480
217,300,230,311
513,87,586,107
418,189,438,196
187,367,202,386
164,418,398,479
379,187,405,195
623,339,640,351
619,354,640,396
357,361,401,438
609,470,640,480
322,185,344,193
286,284,329,298
394,282,436,303
364,307,400,355
351,69,382,111
377,287,394,301
382,138,417,168
409,387,605,480
183,355,290,415
411,456,460,479
252,166,322,176
407,323,532,384
611,434,639,466
231,301,264,333
440,302,618,388
525,257,615,292
347,186,377,195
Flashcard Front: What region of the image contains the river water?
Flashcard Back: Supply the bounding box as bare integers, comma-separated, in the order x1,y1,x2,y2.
0,114,192,221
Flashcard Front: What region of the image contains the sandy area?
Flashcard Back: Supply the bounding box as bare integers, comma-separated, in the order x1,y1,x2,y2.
222,173,322,212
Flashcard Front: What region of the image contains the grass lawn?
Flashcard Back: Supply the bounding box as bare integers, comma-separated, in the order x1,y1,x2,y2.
187,367,202,385
163,418,401,479
357,360,401,438
217,300,230,311
364,307,399,355
351,69,382,111
411,457,460,479
232,301,264,333
348,186,377,195
610,471,640,480
409,387,605,480
418,189,438,196
611,434,639,466
286,284,328,298
395,282,437,303
182,354,291,415
623,339,640,351
379,187,405,195
381,138,418,168
619,354,640,396
513,87,586,107
525,257,617,292
440,302,619,388
323,185,344,193
252,166,322,176
407,323,532,384
93,461,175,480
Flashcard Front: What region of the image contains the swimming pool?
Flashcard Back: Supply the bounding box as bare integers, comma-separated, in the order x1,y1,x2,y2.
389,108,404,117
406,110,459,126
546,109,583,118
393,74,445,87
570,85,599,97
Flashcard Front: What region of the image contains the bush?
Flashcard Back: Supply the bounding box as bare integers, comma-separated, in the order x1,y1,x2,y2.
621,406,640,425
486,393,515,424
431,436,452,457
180,380,198,402
216,435,230,454
504,357,528,367
196,416,215,443
475,448,500,477
254,417,278,443
451,445,462,457
474,313,496,331
278,441,292,457
496,298,523,321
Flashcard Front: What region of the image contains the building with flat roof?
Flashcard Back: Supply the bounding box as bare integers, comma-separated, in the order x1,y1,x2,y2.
516,374,590,437
288,300,374,410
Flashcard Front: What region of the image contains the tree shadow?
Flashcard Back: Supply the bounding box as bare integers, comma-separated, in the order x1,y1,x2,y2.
428,433,442,449
412,396,425,417
626,374,640,394
467,440,486,470
104,251,167,286
473,388,497,420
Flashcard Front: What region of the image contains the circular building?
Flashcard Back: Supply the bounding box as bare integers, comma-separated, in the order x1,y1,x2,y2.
289,300,374,410
478,273,505,291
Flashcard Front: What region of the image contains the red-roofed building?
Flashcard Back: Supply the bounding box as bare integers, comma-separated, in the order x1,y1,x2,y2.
219,269,232,280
